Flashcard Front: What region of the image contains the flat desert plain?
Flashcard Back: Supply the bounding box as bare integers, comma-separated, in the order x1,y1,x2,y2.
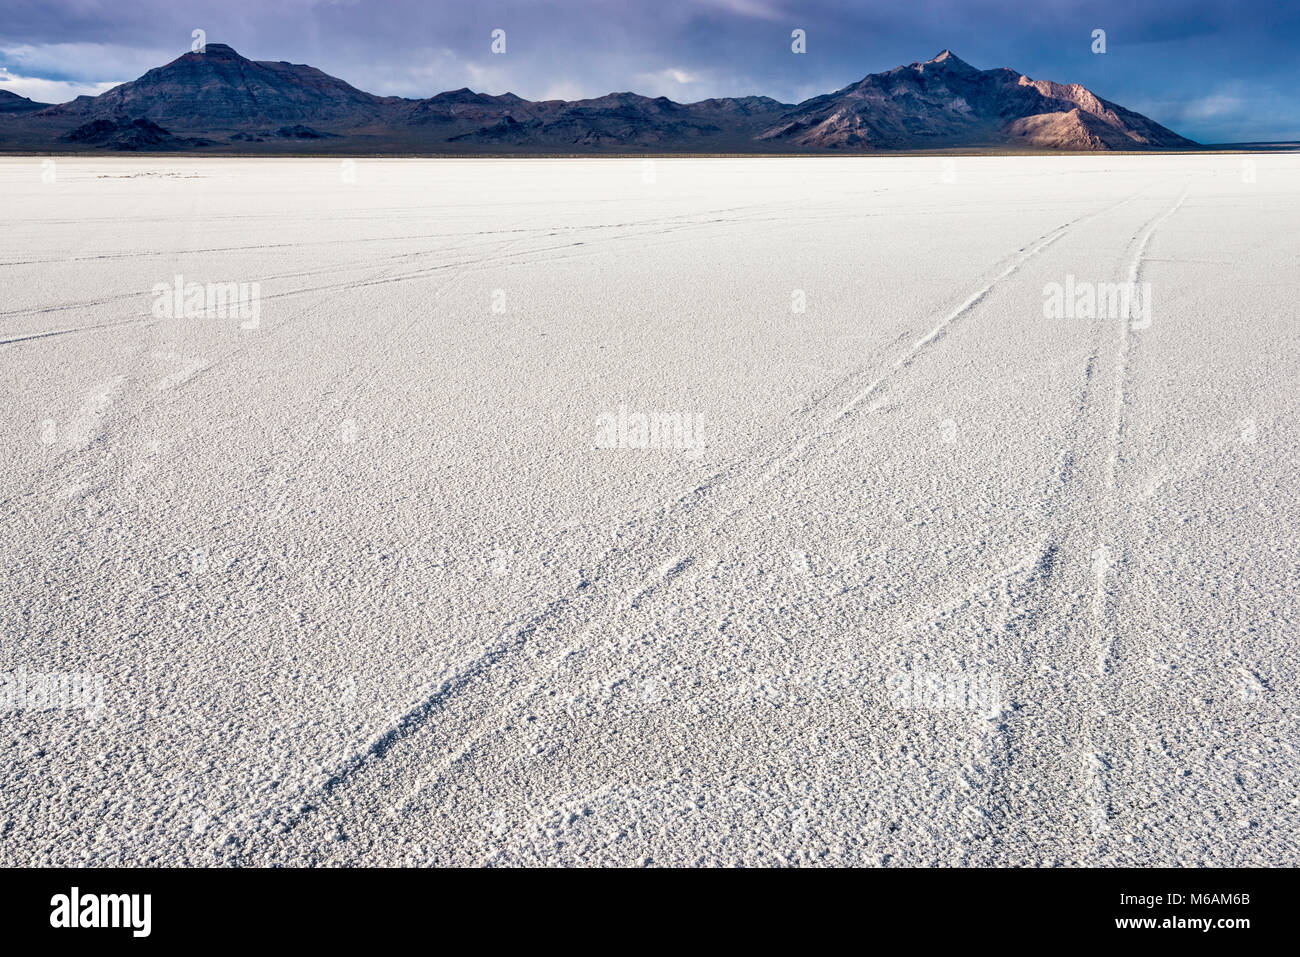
1,155,1297,866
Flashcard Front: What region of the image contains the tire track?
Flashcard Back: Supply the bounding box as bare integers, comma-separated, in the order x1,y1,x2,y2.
0,316,154,347
834,184,1156,422
1085,181,1192,860
909,182,1193,863
1104,184,1191,491
224,184,1161,860
0,201,808,327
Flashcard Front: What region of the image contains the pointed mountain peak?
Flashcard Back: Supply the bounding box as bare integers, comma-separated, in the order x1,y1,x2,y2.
924,50,978,72
191,42,243,59
59,39,381,129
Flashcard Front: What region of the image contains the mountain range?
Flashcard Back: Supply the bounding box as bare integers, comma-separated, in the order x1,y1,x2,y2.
0,44,1198,153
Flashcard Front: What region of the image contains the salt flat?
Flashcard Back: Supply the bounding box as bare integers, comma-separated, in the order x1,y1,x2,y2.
1,155,1297,866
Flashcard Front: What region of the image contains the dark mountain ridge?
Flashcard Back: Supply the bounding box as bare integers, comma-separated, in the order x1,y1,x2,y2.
2,44,1197,153
0,89,51,114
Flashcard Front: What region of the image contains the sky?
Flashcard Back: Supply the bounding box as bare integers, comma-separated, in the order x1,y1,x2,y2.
1,0,1296,143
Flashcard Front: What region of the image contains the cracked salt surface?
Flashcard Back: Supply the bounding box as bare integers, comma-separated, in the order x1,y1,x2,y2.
1,155,1297,866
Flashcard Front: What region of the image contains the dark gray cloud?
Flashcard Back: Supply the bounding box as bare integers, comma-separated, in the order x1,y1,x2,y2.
1,0,1295,142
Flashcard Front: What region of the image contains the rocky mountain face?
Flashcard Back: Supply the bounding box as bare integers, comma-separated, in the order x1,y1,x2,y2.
756,51,1195,150
444,93,789,148
39,43,400,128
5,44,1196,152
